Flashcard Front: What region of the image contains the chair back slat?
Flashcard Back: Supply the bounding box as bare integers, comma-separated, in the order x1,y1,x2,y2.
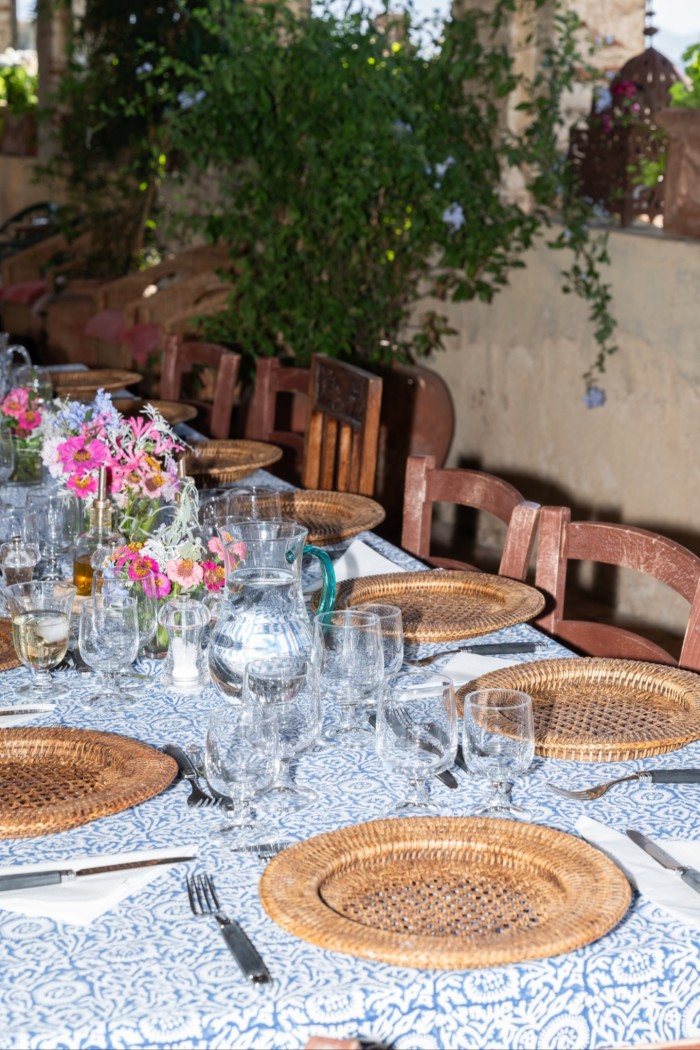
160,335,241,440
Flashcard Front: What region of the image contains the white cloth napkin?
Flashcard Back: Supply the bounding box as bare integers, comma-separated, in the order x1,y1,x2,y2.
577,816,700,930
438,651,523,687
305,539,403,595
0,845,198,926
0,704,55,728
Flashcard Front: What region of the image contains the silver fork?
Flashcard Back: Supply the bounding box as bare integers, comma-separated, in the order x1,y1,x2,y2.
163,744,221,808
186,872,272,984
547,772,650,801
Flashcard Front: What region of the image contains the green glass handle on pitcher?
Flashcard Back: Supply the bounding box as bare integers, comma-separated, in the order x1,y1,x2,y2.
303,544,336,616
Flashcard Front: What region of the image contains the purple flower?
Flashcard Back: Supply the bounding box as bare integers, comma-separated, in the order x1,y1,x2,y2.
584,385,606,409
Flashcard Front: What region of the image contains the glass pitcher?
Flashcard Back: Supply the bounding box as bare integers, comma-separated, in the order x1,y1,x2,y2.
208,520,335,700
0,334,32,401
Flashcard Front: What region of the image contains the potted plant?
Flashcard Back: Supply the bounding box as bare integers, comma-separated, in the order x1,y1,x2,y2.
0,50,38,156
655,43,700,238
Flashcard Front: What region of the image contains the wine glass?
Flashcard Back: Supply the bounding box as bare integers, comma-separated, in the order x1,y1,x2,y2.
243,656,321,812
92,564,158,655
27,491,81,580
204,704,278,847
355,603,404,682
78,594,140,708
0,429,14,484
5,580,77,703
375,670,457,815
462,688,535,819
312,608,384,747
222,486,282,522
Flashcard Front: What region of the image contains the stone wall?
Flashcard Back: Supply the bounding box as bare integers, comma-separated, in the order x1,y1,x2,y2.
414,224,700,633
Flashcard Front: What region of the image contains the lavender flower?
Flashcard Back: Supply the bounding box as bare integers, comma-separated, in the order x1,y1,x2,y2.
584,384,606,409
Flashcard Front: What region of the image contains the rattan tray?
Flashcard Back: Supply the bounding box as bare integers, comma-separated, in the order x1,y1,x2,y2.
53,369,142,400
0,728,178,838
184,440,283,487
278,490,385,546
335,570,545,643
112,398,198,426
0,618,21,672
260,817,631,970
456,657,700,762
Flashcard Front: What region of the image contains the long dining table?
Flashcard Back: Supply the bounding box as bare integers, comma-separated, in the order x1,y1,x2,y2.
3,464,700,1050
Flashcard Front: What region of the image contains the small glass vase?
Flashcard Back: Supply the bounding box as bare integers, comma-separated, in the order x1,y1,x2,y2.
10,438,43,484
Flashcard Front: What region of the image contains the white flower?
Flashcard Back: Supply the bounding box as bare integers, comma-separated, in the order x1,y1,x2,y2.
442,202,465,231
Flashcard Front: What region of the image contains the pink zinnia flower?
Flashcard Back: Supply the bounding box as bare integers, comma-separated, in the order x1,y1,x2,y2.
207,536,224,559
16,408,41,431
67,472,98,497
202,560,225,592
113,543,143,567
165,558,204,590
127,555,160,581
58,435,109,473
2,387,29,418
143,572,172,600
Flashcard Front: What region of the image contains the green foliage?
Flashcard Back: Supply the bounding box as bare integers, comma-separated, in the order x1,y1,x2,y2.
669,43,700,109
0,63,38,115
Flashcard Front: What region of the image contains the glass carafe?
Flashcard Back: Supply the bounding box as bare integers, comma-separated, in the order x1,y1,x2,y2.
0,335,32,400
208,520,335,700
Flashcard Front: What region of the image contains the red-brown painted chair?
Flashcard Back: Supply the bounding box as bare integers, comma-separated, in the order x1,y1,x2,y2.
302,354,382,497
401,455,540,582
534,504,700,670
160,335,241,440
245,357,310,483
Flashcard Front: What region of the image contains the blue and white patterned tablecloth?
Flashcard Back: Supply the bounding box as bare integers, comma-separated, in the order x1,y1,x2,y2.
2,474,700,1049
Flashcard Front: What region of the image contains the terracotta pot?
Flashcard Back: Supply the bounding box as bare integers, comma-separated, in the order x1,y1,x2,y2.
656,108,700,239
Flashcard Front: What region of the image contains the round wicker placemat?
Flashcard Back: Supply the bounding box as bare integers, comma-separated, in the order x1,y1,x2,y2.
53,369,142,399
184,440,283,487
259,817,631,970
0,618,21,672
335,571,545,643
456,657,700,762
0,728,178,838
278,490,385,546
112,398,198,426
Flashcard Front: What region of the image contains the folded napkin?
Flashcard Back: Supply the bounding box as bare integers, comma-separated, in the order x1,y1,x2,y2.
304,539,403,595
437,651,523,687
577,816,700,930
0,845,198,926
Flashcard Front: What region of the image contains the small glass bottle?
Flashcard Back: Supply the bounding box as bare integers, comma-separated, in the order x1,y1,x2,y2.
73,465,123,597
159,595,211,696
0,535,40,585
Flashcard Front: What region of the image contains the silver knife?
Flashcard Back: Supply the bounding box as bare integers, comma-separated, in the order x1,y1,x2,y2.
0,707,53,717
0,855,197,892
626,829,700,895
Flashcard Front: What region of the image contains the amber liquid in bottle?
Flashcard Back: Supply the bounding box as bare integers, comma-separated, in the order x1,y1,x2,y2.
73,555,95,597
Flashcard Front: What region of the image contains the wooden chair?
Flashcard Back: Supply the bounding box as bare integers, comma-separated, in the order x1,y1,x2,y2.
534,504,700,669
302,354,382,497
245,357,310,483
160,335,241,440
401,455,540,582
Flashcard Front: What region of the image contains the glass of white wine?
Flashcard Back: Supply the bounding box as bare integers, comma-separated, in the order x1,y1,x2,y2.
5,581,77,702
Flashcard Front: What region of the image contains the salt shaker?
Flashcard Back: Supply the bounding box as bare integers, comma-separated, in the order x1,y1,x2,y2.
0,535,40,585
159,595,211,696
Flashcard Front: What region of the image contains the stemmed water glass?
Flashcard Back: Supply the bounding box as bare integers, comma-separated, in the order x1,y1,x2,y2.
78,594,140,708
355,603,404,683
375,670,457,815
204,704,278,847
0,429,14,483
27,491,81,580
92,564,158,655
312,608,384,746
462,688,535,819
5,580,76,703
243,656,321,812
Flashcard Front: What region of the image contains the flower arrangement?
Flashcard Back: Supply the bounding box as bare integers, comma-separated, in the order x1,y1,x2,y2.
0,385,44,481
40,389,185,537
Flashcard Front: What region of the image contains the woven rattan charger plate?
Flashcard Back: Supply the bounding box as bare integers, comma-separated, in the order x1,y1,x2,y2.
456,657,700,762
0,618,21,671
278,490,385,546
184,440,283,487
0,728,178,838
52,369,142,400
112,398,198,427
335,570,545,644
259,817,631,970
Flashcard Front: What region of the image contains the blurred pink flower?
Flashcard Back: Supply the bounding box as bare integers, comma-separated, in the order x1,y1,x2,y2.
2,387,29,418
67,472,98,497
58,435,109,473
143,572,172,599
202,560,225,592
165,558,204,590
